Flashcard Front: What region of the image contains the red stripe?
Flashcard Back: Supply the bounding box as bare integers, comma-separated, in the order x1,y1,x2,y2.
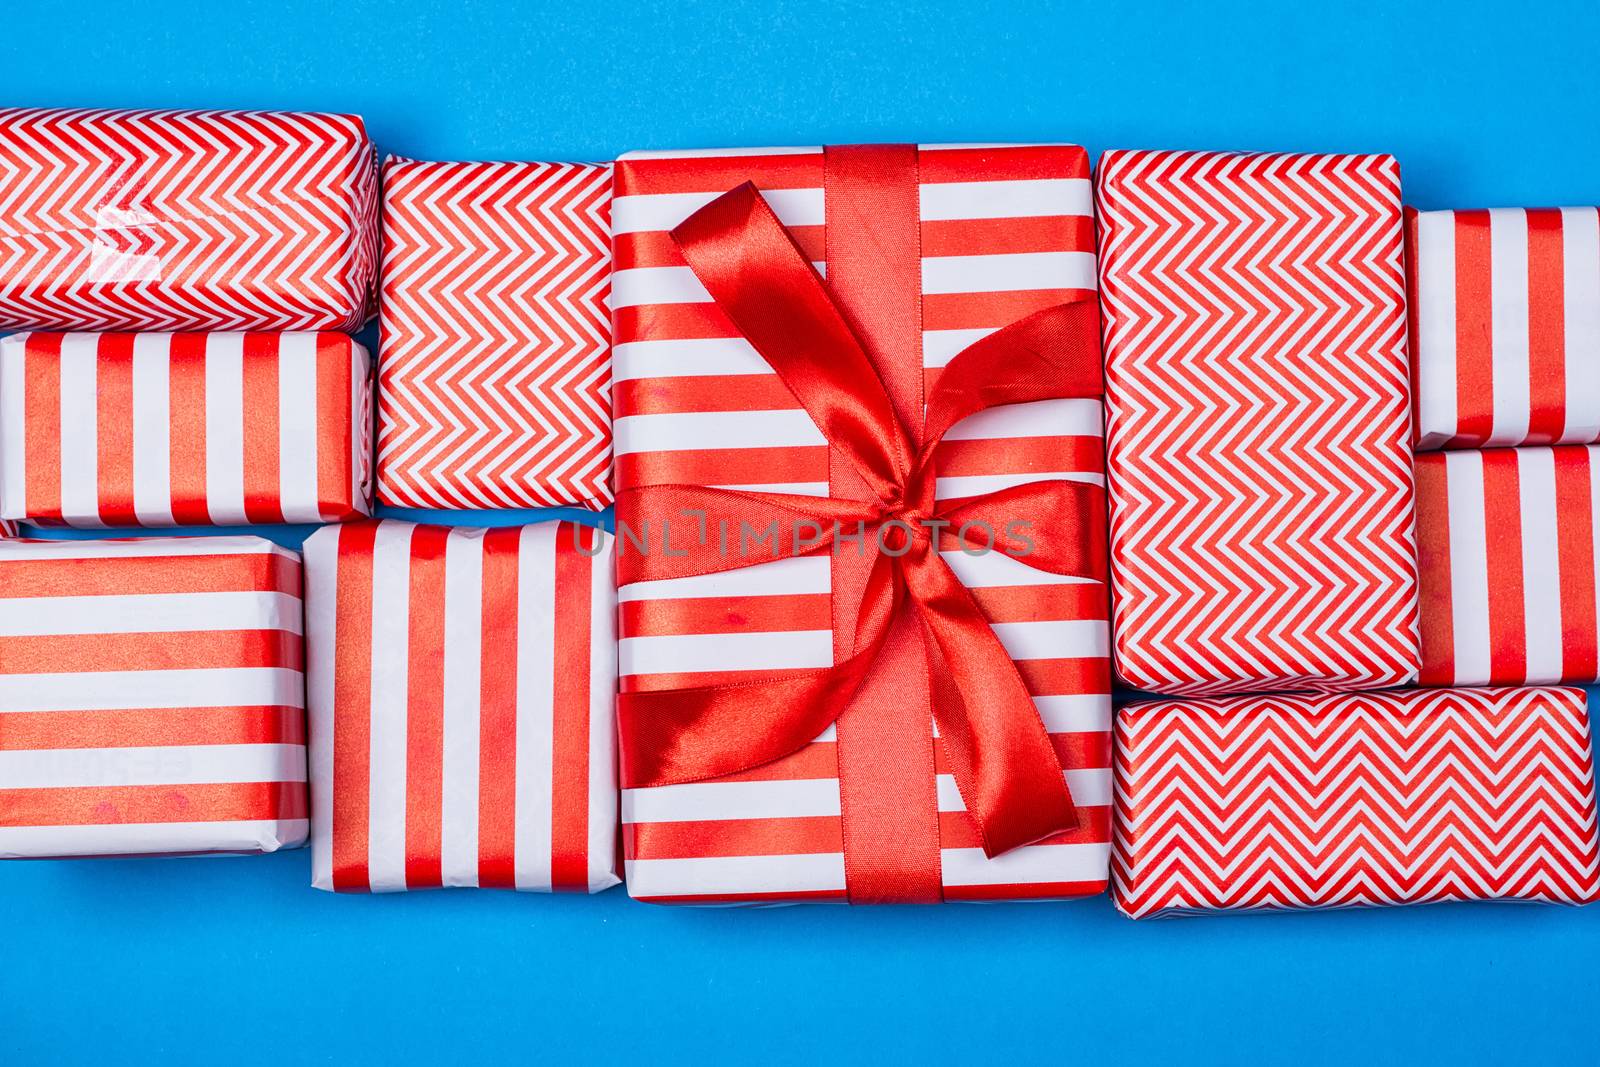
315,333,355,521
1453,211,1496,445
1525,210,1567,443
0,706,304,751
613,153,823,197
942,879,1105,902
0,781,306,828
1016,657,1111,696
477,526,521,888
616,226,825,272
167,333,211,524
615,445,827,490
933,435,1103,477
921,215,1094,257
1413,453,1457,686
938,805,1110,849
917,144,1088,183
94,333,136,525
923,288,1088,331
0,550,299,598
621,593,832,637
619,665,821,691
241,333,286,524
404,524,449,889
22,332,63,523
630,888,849,905
1403,208,1423,444
625,816,841,859
613,373,798,417
550,524,594,891
331,522,376,892
613,302,740,345
969,582,1108,623
1553,447,1598,681
1481,450,1528,683
0,629,302,675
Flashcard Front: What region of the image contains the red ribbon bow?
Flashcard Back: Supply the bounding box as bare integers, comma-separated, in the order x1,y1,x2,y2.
616,173,1106,875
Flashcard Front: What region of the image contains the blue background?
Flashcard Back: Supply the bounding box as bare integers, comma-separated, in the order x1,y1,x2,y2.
5,2,1600,1063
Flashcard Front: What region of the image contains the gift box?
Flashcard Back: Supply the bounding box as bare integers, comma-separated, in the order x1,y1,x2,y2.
613,144,1112,904
0,535,307,858
303,519,619,892
1407,207,1600,450
1112,686,1600,917
0,330,372,528
1415,445,1600,684
1096,149,1421,695
0,108,377,332
376,157,613,510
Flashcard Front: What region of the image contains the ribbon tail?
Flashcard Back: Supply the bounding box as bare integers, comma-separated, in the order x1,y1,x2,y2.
935,478,1108,579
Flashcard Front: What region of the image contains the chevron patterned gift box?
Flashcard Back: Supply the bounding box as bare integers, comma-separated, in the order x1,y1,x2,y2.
0,535,308,859
0,331,372,528
303,519,619,893
1111,686,1600,917
1407,207,1600,451
0,108,378,332
375,157,613,511
1096,149,1421,696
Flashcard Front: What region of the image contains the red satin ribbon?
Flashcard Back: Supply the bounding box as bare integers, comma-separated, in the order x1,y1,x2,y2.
615,164,1107,872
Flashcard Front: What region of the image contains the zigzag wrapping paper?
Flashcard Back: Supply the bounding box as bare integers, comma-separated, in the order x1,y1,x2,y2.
612,144,1112,904
1407,207,1600,450
1416,445,1600,685
1111,686,1600,917
0,331,372,528
376,157,612,510
0,108,378,332
303,520,619,893
1096,149,1421,696
0,536,308,859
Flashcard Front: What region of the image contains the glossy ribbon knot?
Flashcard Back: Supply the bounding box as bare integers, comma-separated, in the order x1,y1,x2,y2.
616,180,1107,859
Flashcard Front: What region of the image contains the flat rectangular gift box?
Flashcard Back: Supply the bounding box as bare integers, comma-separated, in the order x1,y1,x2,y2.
0,330,371,528
0,535,308,858
0,108,378,332
376,157,613,511
612,144,1112,904
303,519,619,892
1407,207,1600,450
1096,149,1421,695
1111,686,1600,917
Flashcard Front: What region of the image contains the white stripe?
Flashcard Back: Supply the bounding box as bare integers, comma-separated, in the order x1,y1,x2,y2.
922,327,997,368
614,409,823,455
611,265,713,309
939,768,1111,810
304,525,339,891
921,251,1096,295
0,590,302,637
0,667,303,713
623,777,842,824
587,531,621,891
618,555,829,602
0,743,305,789
204,332,248,524
351,341,370,516
1562,208,1600,442
440,527,484,888
1033,693,1112,734
1518,448,1563,682
58,333,100,525
618,146,822,161
625,852,847,898
939,842,1109,887
938,547,1100,588
0,536,288,561
942,397,1103,441
0,819,308,860
619,628,833,677
1489,209,1532,445
713,481,829,496
0,336,25,520
514,523,557,891
1413,210,1459,449
919,178,1093,221
1446,451,1493,684
937,471,1104,498
131,333,175,526
277,332,322,523
611,187,824,236
613,338,770,381
992,619,1108,661
365,521,412,892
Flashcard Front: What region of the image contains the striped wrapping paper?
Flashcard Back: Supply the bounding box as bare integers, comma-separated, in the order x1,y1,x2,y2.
0,331,371,528
1112,686,1600,917
1407,207,1600,450
303,519,618,893
612,144,1112,904
0,108,378,332
0,535,307,859
1415,445,1600,685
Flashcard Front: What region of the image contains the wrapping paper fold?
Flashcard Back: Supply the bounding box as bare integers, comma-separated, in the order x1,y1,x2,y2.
1408,207,1600,450
303,519,619,892
376,157,613,510
1112,686,1600,917
0,535,308,858
1096,149,1421,695
0,108,378,332
0,331,372,528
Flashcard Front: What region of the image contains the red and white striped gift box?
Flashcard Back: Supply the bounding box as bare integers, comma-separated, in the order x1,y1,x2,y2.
303,519,618,893
0,331,372,528
376,157,613,511
1097,150,1421,695
1415,445,1600,685
0,108,378,332
1407,207,1600,450
0,535,307,859
1112,686,1600,918
612,144,1112,904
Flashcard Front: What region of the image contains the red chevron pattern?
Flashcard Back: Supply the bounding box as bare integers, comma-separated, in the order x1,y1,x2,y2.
1111,686,1600,918
376,157,612,510
1097,150,1420,695
0,108,378,332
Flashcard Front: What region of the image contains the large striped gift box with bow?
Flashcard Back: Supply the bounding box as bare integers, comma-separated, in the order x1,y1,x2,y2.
612,144,1112,904
376,157,613,511
0,330,371,528
0,108,378,333
1112,686,1600,917
0,535,308,859
1096,149,1421,696
303,519,619,893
